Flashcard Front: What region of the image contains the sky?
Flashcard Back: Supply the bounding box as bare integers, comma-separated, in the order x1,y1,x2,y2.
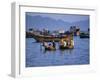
26,12,89,31
26,12,89,23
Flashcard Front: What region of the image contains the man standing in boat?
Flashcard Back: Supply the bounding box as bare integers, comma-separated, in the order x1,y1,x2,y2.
52,40,56,48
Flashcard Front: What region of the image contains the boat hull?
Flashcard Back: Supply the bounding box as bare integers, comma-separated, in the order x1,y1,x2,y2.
59,45,74,49
80,32,89,38
80,35,89,38
45,47,56,51
33,34,73,42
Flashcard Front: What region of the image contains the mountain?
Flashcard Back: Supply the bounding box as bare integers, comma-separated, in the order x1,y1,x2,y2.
26,15,89,31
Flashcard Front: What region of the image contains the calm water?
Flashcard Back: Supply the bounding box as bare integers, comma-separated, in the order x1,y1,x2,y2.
26,36,89,67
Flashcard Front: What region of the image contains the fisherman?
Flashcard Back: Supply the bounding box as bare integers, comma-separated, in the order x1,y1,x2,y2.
48,43,53,49
67,39,71,46
52,40,56,48
43,42,48,48
63,40,67,47
71,39,74,47
59,39,64,46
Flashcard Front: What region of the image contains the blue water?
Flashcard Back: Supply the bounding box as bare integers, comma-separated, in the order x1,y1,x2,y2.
26,36,89,67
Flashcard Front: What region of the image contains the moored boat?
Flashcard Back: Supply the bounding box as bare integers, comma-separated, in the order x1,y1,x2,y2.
27,31,73,42
80,32,89,38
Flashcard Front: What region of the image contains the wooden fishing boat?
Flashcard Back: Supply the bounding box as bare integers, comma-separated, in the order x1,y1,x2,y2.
80,32,89,38
30,32,73,42
59,39,74,49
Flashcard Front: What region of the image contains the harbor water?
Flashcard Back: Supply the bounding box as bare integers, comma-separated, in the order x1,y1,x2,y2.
26,36,89,67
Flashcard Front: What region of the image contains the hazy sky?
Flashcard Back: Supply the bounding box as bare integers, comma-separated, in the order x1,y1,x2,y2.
26,12,89,23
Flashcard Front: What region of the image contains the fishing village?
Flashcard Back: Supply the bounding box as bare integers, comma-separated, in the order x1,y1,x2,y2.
26,26,89,51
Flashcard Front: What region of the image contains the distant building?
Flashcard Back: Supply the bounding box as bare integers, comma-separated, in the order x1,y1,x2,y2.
58,30,65,34
70,26,80,36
